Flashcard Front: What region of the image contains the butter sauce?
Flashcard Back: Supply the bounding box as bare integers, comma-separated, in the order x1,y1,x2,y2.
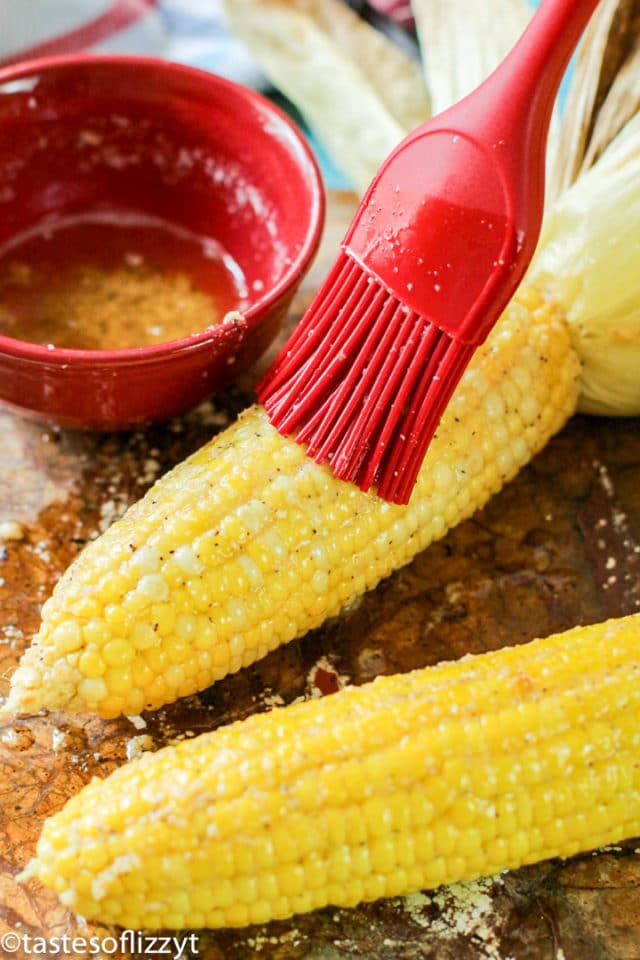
0,210,248,350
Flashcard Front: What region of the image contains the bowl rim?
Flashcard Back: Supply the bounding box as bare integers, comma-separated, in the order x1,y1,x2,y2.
0,52,326,367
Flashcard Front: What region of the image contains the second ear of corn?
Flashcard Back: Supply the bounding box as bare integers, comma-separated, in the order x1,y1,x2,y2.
3,289,580,718
24,614,640,930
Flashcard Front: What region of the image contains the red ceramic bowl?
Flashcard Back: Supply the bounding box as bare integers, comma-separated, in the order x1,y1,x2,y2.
0,55,325,429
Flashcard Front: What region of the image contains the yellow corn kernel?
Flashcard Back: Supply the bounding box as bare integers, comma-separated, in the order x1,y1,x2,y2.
25,614,640,929
3,292,580,718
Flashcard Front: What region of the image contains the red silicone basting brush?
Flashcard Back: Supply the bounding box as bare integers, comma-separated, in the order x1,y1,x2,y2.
257,0,601,504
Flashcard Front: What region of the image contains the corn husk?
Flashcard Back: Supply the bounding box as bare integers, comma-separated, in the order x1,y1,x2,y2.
531,110,640,416
410,0,531,116
222,0,429,192
549,0,640,201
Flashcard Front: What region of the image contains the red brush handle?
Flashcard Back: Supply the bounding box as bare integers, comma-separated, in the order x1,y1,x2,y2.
344,0,601,345
498,0,602,105
455,0,601,213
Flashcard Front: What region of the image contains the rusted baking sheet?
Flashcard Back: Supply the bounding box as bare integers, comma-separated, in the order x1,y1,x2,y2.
1,191,639,960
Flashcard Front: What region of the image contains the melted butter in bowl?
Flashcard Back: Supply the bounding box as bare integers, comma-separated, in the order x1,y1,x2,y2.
0,56,324,428
0,210,248,350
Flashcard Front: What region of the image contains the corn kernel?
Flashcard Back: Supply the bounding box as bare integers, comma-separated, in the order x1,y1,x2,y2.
77,677,107,702
78,648,106,680
51,622,83,654
103,639,135,668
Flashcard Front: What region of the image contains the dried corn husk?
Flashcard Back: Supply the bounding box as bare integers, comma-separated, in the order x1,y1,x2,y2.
222,0,429,192
410,0,531,116
531,111,640,416
411,0,567,198
549,0,640,200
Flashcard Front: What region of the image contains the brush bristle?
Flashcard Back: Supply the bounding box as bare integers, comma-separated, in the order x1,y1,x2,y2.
257,250,475,505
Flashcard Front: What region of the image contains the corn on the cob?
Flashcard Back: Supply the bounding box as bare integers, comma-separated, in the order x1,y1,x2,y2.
24,613,640,930
3,290,580,719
